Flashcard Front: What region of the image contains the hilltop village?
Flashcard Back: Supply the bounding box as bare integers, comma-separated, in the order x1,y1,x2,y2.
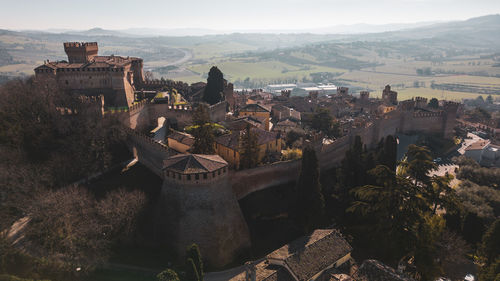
11,42,498,280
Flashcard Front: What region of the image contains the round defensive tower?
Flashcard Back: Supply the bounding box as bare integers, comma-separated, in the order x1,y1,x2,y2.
160,154,251,267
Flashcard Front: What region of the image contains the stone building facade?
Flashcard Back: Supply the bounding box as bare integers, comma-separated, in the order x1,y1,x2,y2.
34,42,144,108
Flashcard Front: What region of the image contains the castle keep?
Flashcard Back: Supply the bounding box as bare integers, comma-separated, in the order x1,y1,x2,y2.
34,42,144,108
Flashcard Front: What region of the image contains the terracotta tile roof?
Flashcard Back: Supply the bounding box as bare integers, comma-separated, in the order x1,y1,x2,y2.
227,116,267,131
276,119,298,127
36,55,134,71
357,260,416,281
229,260,293,281
241,103,271,113
215,128,278,150
267,229,352,281
167,131,195,147
163,154,227,174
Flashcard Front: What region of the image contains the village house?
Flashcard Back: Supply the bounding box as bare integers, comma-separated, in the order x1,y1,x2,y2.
271,104,301,122
215,127,283,169
273,118,302,134
463,139,500,167
230,229,353,281
225,116,268,131
238,103,272,131
167,130,195,153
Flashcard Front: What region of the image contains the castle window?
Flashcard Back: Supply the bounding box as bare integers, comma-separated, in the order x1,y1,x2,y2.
203,173,207,179
187,175,191,181
195,174,199,180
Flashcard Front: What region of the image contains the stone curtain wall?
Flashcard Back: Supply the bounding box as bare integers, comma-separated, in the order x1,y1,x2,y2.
209,101,228,123
231,160,301,200
125,128,170,177
230,108,458,200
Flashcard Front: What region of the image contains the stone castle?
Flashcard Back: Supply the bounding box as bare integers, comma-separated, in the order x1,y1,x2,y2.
34,42,460,268
35,42,144,108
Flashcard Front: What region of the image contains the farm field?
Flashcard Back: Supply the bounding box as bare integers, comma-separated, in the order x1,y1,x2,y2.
1,22,500,101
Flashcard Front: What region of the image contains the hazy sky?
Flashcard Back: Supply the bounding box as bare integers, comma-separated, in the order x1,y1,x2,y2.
1,0,500,31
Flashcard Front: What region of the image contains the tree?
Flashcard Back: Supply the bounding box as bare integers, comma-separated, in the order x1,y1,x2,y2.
401,144,437,188
203,66,224,105
377,135,397,171
428,98,439,108
480,219,500,265
330,121,341,138
478,257,500,281
191,105,215,154
185,258,200,281
294,146,325,234
285,130,302,148
348,165,427,258
428,174,458,214
186,244,203,281
340,136,365,189
486,95,494,104
311,108,332,136
462,212,486,244
157,269,180,281
26,186,146,270
413,215,446,280
239,125,259,169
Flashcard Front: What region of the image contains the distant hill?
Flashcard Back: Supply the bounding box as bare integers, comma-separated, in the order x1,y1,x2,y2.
357,14,500,47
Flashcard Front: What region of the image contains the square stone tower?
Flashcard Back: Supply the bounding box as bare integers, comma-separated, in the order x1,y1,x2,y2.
63,42,98,63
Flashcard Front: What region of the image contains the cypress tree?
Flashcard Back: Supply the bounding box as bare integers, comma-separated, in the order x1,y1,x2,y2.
294,146,325,234
381,135,397,171
203,66,224,105
186,244,204,281
239,124,259,169
185,258,200,281
191,104,215,154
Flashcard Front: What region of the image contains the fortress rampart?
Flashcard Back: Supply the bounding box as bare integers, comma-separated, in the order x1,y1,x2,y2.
123,100,458,267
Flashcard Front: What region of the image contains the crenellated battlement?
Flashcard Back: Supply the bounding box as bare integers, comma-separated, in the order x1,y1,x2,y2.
63,42,98,47
63,42,98,63
167,104,192,111
124,126,170,154
413,111,444,118
129,99,149,114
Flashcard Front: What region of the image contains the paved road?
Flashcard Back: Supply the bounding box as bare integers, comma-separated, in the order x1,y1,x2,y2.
429,161,460,188
169,48,193,66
